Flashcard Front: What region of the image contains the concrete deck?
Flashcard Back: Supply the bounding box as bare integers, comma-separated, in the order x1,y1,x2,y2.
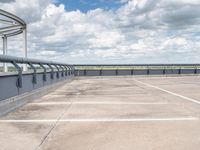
1,76,200,150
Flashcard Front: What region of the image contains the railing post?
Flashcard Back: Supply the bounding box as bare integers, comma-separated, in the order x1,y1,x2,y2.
116,69,118,76
54,65,60,79
66,65,71,76
47,64,54,80
178,67,181,74
163,67,166,75
84,69,86,76
194,66,197,74
59,65,64,77
69,65,73,75
63,65,68,76
72,66,75,75
28,62,37,84
11,61,22,88
100,69,102,76
39,63,47,81
147,65,150,75
131,68,134,75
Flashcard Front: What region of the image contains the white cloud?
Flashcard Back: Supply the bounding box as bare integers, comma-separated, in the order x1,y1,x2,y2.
0,0,15,3
1,0,200,63
88,31,124,48
0,0,50,23
163,0,200,6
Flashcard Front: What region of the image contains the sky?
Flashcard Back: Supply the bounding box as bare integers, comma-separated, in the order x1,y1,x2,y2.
0,0,200,64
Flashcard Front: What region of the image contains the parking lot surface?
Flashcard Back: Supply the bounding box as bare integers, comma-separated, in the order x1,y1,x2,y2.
1,76,200,150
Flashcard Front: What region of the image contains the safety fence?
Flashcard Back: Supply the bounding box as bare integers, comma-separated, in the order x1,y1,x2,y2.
0,55,75,101
74,64,200,76
1,60,200,116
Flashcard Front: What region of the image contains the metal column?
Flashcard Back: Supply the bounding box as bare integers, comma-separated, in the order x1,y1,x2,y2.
23,28,27,71
2,36,8,72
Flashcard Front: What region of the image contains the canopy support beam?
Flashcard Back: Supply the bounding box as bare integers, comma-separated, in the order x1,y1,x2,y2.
2,35,8,72
23,28,27,71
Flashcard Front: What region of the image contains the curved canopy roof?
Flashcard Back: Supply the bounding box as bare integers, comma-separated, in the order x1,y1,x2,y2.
0,9,26,37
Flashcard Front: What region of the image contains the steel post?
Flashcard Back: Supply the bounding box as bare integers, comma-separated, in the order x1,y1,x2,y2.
11,61,22,88
23,28,27,72
39,63,47,81
28,62,37,84
2,36,8,72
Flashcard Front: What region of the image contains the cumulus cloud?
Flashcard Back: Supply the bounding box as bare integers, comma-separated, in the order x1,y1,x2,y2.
0,0,50,23
0,0,15,3
0,0,200,63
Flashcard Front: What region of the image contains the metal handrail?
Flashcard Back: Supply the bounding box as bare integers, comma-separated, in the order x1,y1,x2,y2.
0,55,74,88
74,64,200,67
0,9,28,72
0,55,71,66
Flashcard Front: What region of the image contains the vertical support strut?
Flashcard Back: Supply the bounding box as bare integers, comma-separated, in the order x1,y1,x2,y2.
100,69,102,76
68,65,72,75
178,66,181,74
12,61,22,88
59,65,64,77
28,62,37,84
69,65,73,75
131,68,134,75
163,66,166,75
147,65,150,75
116,69,118,76
54,65,60,79
63,65,68,76
194,66,197,74
72,66,75,75
39,63,47,81
23,28,28,72
66,65,71,76
47,64,54,79
2,36,8,72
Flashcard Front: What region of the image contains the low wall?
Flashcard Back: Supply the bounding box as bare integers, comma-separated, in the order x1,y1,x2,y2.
0,71,74,101
75,69,200,76
0,71,74,116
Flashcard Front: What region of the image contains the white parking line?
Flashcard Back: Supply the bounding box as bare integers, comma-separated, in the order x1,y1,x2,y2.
133,78,200,104
133,76,200,80
0,117,198,123
29,102,170,105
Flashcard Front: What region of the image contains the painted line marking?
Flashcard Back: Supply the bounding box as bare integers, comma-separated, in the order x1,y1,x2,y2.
0,117,198,123
133,76,200,80
29,102,170,105
133,78,200,104
43,94,149,97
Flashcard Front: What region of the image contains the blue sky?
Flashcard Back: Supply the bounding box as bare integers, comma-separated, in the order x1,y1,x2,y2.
53,0,124,12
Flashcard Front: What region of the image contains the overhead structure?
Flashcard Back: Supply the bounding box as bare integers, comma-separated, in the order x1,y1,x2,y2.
0,9,27,72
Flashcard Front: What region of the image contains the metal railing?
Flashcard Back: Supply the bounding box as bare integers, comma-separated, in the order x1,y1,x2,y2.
0,55,75,115
74,64,200,76
0,55,75,88
0,9,28,72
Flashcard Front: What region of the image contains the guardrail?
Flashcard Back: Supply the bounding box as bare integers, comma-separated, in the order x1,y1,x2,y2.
74,64,200,76
0,55,75,101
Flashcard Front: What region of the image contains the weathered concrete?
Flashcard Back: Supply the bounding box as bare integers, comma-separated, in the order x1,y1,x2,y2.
1,76,200,150
0,78,73,116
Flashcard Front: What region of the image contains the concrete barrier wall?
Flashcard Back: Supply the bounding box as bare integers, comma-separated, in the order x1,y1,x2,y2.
181,69,196,74
133,70,148,75
0,72,74,101
118,70,132,75
75,69,199,76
